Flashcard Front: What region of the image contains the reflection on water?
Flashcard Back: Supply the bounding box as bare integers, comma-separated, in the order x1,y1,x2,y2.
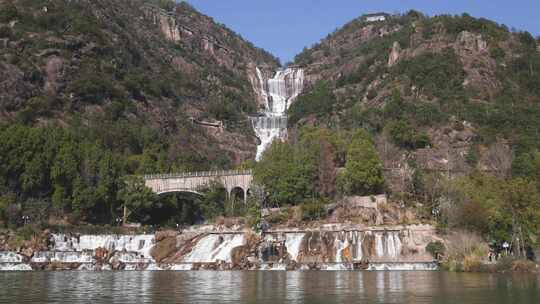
0,271,539,303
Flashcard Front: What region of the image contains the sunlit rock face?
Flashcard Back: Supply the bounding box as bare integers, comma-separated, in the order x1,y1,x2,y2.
251,67,304,160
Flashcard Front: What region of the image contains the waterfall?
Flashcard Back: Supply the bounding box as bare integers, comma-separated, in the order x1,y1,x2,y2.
375,233,384,257
355,232,365,262
183,234,245,263
0,252,32,271
31,251,95,264
112,252,153,264
335,238,349,263
0,228,436,272
0,251,24,263
252,67,304,160
51,234,155,259
284,233,305,262
387,232,402,259
387,233,396,258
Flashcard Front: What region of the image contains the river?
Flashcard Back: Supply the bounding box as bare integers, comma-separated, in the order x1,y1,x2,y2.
1,271,539,303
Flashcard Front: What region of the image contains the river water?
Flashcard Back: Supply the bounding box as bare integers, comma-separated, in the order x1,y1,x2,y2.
1,271,539,303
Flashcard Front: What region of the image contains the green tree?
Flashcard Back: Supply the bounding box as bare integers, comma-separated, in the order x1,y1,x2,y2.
288,81,335,125
117,175,157,223
337,129,385,195
512,150,540,185
503,178,540,254
198,181,226,220
253,140,318,206
158,0,176,11
385,120,430,149
443,173,540,249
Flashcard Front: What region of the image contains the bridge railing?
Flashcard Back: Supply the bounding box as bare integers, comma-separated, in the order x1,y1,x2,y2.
143,169,253,180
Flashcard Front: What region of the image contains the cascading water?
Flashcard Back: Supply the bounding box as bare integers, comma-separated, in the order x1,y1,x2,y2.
375,234,385,257
251,67,304,160
0,252,32,271
284,233,305,262
51,234,155,259
0,228,435,271
0,251,24,263
183,234,245,263
31,251,95,264
355,232,365,262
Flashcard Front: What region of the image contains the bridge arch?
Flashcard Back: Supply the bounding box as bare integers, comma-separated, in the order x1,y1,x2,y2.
229,186,248,204
156,189,203,196
144,170,253,204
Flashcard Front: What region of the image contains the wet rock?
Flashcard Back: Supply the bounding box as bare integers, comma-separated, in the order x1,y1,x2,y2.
20,247,34,260
94,247,109,263
109,258,125,270
151,235,177,263
155,230,177,242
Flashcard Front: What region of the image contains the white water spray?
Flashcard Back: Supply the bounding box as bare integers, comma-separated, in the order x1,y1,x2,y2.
251,67,304,160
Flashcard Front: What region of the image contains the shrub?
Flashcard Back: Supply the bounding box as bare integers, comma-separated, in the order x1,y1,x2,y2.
495,256,516,272
462,255,489,272
385,120,430,149
443,259,463,272
288,81,335,125
426,241,445,259
444,231,488,263
490,47,506,61
511,259,537,272
301,200,326,221
393,48,465,99
158,0,176,11
0,26,13,39
68,74,119,103
16,225,39,241
266,210,289,224
0,2,19,23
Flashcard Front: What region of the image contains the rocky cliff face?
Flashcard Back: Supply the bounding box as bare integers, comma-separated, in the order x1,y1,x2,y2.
293,12,540,191
0,0,279,166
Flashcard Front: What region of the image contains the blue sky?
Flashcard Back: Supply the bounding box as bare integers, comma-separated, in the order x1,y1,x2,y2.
184,0,540,63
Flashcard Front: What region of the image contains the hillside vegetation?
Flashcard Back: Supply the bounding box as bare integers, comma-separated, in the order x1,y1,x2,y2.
0,0,278,225
282,11,540,251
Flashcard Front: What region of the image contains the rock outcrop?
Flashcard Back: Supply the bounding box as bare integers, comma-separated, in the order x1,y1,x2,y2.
388,41,401,67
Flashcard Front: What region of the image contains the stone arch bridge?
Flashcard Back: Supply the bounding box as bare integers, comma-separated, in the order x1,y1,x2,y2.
143,170,253,203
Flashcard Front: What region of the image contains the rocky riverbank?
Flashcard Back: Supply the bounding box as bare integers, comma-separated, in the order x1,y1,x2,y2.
0,224,441,271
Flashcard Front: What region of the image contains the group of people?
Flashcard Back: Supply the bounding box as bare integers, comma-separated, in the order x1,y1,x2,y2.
488,241,511,262
488,241,536,262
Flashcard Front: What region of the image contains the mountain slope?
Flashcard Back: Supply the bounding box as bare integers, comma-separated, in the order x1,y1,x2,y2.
291,11,540,191
0,0,279,223
0,0,279,166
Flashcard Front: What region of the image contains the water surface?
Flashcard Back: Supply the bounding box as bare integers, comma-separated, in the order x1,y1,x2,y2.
1,271,539,303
